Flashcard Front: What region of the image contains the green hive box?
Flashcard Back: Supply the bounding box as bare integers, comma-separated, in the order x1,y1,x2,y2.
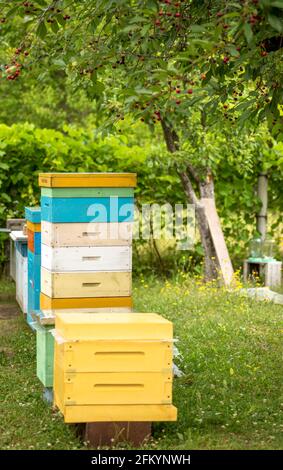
36,324,54,387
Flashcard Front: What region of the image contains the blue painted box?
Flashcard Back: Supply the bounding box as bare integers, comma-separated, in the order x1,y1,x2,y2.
27,250,41,329
25,206,41,223
16,241,28,257
40,196,134,223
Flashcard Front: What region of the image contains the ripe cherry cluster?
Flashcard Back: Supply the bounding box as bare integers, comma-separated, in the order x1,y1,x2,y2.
4,62,22,81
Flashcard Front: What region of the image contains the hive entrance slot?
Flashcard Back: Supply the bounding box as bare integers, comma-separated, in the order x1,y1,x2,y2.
82,232,100,236
82,282,101,287
93,384,144,389
94,351,144,356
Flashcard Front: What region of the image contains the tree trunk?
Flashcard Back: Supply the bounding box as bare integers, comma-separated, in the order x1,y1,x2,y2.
161,119,227,282
256,172,268,240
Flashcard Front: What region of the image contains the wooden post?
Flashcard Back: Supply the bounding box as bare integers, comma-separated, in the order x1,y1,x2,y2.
84,422,151,448
256,173,268,239
202,198,234,286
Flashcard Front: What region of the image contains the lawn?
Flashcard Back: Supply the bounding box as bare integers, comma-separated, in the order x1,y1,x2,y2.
0,276,282,450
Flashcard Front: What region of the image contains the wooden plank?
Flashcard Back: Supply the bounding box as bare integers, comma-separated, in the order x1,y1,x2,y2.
202,198,234,286
41,268,132,298
41,187,134,198
41,196,134,223
6,218,25,231
41,245,132,272
41,221,133,247
40,293,133,310
55,402,177,423
39,173,137,188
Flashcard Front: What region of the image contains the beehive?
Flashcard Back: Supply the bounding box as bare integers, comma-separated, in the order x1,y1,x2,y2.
9,231,28,314
39,173,136,312
25,207,41,328
53,313,177,423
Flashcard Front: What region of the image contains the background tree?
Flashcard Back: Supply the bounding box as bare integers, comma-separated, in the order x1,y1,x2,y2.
1,0,282,279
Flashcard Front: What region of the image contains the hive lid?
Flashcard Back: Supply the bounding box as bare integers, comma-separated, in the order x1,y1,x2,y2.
25,206,41,223
55,313,173,341
39,173,137,188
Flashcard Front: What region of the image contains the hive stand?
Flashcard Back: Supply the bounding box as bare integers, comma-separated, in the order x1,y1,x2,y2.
84,422,152,447
243,259,282,289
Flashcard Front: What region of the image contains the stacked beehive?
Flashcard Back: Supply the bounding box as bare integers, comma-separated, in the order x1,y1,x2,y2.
25,207,41,328
10,230,28,314
54,312,177,423
39,173,136,312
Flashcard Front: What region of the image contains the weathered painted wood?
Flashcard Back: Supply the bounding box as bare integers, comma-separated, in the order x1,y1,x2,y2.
15,240,28,257
9,239,16,281
202,198,234,286
26,221,41,232
41,221,133,247
41,245,132,272
41,187,134,198
35,323,54,387
28,251,41,292
41,268,131,298
41,196,134,223
39,172,137,188
33,306,133,326
25,206,41,223
27,229,41,254
40,293,133,310
16,249,28,313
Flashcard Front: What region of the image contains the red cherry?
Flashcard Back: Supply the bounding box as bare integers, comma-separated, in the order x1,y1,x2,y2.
223,56,229,63
155,19,161,26
175,88,181,94
24,50,29,56
175,100,181,105
187,89,193,94
175,13,181,18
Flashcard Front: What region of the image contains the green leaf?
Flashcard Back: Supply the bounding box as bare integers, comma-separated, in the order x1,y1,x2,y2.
268,14,283,32
50,20,59,34
243,23,253,44
36,21,47,39
270,1,283,8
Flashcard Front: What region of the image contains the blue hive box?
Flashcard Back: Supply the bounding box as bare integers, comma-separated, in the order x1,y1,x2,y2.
40,196,134,223
25,206,41,223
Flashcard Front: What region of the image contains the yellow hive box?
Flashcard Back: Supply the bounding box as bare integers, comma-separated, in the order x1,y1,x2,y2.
41,268,131,298
40,293,133,310
55,340,172,373
54,369,172,406
55,403,177,423
55,312,172,341
53,313,177,422
39,172,137,188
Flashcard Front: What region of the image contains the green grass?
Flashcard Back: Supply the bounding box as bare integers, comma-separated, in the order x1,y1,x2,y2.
0,276,282,450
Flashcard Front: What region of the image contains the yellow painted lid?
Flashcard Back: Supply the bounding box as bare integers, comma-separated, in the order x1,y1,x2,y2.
55,313,172,341
38,173,137,188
